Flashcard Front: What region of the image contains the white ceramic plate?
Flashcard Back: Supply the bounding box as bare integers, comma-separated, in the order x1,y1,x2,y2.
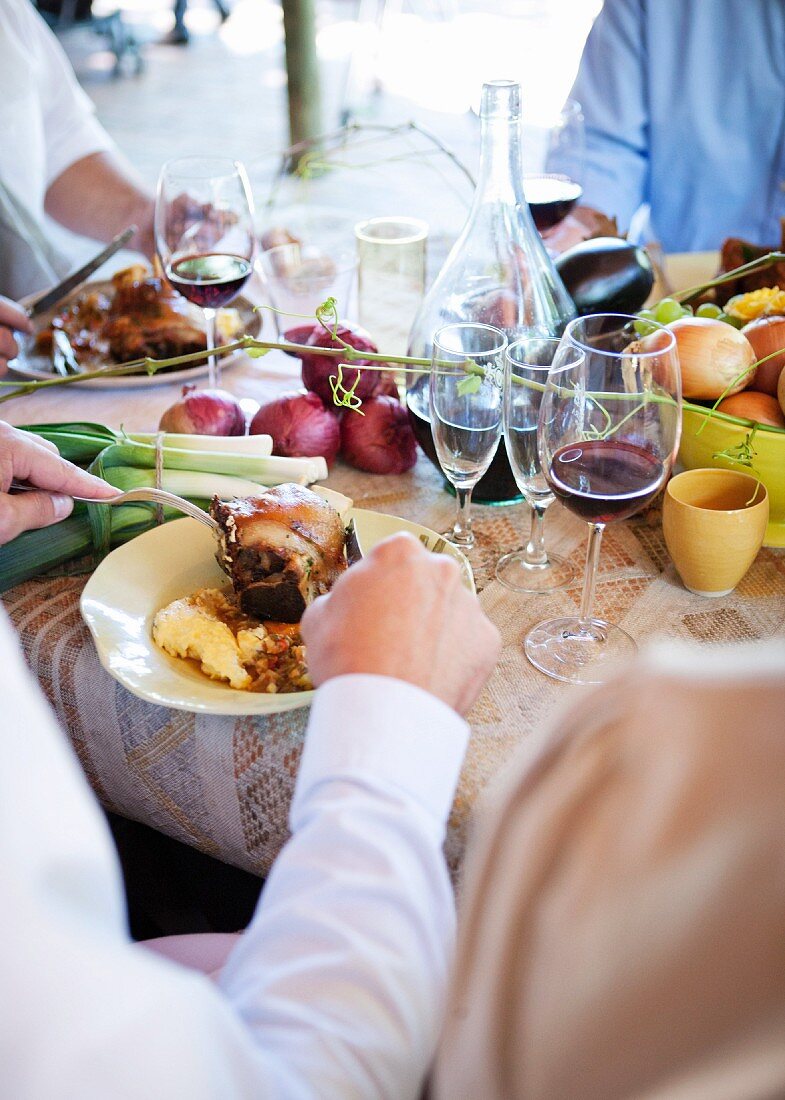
80,511,474,716
10,280,261,389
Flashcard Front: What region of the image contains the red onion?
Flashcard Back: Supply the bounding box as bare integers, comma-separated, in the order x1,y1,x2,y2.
250,391,340,466
340,395,418,474
282,322,321,352
158,385,245,435
300,323,381,406
371,373,401,401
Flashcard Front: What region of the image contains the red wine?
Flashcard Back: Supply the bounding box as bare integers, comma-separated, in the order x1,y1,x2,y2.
547,439,666,524
525,174,583,230
167,253,252,308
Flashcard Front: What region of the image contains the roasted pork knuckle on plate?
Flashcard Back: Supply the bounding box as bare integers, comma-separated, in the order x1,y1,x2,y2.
211,484,347,622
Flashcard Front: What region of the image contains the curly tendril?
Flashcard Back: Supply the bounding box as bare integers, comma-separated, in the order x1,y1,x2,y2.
329,362,365,414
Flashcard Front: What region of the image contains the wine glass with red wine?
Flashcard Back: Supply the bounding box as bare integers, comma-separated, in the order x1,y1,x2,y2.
525,314,681,684
156,156,256,388
524,99,584,232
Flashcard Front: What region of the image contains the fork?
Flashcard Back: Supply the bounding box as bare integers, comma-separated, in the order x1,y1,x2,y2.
9,482,218,531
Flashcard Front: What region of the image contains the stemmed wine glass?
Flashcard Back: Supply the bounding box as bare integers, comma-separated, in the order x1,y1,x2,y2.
430,323,506,551
525,314,681,684
156,156,256,388
524,98,585,233
496,337,578,592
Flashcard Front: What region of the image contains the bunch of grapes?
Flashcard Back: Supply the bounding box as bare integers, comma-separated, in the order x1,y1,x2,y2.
635,297,741,335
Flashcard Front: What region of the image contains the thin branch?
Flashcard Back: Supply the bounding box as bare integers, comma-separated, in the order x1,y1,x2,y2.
675,251,785,303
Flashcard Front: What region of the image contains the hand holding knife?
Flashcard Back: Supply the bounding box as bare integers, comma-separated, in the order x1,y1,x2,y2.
0,225,137,376
25,225,137,319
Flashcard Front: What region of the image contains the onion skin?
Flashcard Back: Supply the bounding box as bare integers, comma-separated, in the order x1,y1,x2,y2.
249,391,340,465
340,396,418,474
717,391,785,429
300,324,381,406
780,368,785,418
158,385,246,435
282,322,321,353
669,317,756,399
740,317,785,395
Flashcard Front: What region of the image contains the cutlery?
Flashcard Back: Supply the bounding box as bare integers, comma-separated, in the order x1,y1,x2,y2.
26,226,137,319
9,482,218,531
51,329,80,376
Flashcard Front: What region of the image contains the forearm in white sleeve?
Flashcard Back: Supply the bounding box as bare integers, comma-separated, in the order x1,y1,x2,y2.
219,675,470,1100
548,0,648,230
1,599,467,1100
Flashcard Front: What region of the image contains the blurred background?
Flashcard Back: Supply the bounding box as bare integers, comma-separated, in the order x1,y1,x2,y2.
49,0,603,259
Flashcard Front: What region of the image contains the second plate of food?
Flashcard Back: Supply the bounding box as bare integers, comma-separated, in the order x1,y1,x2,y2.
80,511,474,716
11,266,261,388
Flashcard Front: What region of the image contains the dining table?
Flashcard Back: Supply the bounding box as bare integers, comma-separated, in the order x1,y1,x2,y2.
3,312,785,882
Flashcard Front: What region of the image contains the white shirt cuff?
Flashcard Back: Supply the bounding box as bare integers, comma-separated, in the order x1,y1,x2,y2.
293,675,469,829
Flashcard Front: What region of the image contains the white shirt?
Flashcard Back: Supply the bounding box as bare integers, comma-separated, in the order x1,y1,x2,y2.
0,609,469,1099
0,0,114,296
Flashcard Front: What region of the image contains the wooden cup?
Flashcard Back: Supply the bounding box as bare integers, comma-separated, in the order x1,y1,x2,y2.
663,469,769,597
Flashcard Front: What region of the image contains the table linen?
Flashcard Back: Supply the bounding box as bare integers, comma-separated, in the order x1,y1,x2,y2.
3,344,785,878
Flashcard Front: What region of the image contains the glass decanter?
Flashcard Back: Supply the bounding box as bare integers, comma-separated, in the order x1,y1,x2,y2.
407,80,576,501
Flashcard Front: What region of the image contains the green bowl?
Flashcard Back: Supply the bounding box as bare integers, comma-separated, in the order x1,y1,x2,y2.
679,402,785,547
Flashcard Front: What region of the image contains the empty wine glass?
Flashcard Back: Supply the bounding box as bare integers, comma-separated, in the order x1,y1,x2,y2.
156,156,256,388
430,323,506,551
525,314,681,684
496,337,579,592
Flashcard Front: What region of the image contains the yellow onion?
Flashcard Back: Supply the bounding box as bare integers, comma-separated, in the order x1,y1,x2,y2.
778,368,785,418
669,317,756,400
717,391,785,429
740,316,785,396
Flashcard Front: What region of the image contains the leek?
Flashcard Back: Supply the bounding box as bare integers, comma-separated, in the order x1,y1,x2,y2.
0,420,330,590
0,514,94,591
128,432,273,456
98,441,327,485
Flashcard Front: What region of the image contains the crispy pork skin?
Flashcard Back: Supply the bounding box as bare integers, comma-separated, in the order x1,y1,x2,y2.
211,484,347,622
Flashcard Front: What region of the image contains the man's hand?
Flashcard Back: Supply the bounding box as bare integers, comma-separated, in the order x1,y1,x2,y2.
0,298,33,376
0,423,117,545
541,205,619,255
302,533,501,715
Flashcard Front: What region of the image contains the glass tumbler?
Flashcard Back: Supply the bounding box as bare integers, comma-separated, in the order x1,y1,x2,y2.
355,216,428,371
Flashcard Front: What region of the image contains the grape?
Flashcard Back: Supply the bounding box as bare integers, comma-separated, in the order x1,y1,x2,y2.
654,298,687,325
633,308,657,336
697,303,723,319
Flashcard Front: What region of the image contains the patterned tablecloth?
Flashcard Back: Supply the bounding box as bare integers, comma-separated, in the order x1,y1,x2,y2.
3,345,785,878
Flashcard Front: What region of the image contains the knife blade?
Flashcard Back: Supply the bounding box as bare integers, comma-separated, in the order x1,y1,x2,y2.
26,226,137,319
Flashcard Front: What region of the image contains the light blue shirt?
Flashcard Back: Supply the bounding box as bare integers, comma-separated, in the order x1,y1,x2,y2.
549,0,785,253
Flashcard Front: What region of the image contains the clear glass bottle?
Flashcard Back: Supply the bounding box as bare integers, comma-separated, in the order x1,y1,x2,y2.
406,81,576,501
